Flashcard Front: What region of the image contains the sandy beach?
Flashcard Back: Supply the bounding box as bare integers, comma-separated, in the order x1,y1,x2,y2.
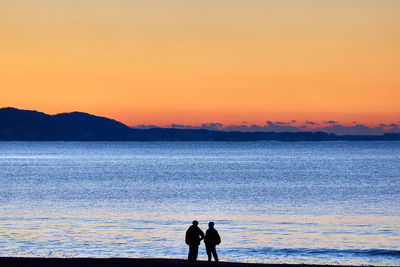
0,258,359,267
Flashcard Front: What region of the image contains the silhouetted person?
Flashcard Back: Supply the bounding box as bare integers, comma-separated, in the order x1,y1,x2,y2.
185,220,205,263
204,222,221,263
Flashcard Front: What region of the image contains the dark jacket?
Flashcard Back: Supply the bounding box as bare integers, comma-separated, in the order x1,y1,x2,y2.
185,225,205,246
204,228,221,246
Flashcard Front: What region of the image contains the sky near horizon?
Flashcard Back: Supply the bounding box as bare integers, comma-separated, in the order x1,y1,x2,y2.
1,0,399,127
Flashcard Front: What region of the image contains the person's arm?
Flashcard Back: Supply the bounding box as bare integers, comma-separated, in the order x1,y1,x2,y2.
185,230,189,245
216,230,221,245
199,229,205,241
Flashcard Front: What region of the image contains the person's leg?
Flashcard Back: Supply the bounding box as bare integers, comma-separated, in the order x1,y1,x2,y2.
188,244,196,262
193,245,199,261
206,245,212,262
188,245,192,261
211,246,218,262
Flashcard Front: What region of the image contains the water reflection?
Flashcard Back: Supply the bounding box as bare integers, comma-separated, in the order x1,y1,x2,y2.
1,212,399,265
0,141,399,266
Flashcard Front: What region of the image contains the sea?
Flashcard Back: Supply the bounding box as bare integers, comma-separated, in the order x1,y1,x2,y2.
0,141,399,266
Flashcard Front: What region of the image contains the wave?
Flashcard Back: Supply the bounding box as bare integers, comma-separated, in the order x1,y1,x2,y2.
233,247,400,258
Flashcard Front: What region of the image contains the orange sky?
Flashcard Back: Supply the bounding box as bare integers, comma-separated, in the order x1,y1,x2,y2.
1,0,399,127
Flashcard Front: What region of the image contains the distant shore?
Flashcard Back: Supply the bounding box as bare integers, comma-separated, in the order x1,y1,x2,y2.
1,107,400,141
0,257,359,267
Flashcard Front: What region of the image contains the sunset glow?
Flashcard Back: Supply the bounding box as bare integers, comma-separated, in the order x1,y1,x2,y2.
1,0,399,127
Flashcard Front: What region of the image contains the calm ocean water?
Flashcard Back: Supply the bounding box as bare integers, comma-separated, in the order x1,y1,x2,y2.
0,141,399,266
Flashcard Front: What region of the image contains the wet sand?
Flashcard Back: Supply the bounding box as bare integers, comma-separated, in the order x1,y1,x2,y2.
0,258,356,267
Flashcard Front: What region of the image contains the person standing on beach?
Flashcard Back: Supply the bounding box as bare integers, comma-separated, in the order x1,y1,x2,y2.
204,222,221,263
185,220,205,262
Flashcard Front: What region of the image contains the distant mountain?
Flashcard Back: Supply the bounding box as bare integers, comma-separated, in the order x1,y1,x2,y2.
0,107,132,140
0,107,399,141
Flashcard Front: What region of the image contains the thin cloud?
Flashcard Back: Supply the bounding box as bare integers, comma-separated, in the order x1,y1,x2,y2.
134,120,400,135
316,124,385,135
266,120,292,126
389,126,400,133
200,123,224,130
170,124,186,128
305,120,317,125
223,123,304,132
132,124,159,129
324,120,339,124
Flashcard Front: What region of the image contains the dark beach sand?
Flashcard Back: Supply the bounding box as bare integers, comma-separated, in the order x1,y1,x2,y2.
0,258,357,267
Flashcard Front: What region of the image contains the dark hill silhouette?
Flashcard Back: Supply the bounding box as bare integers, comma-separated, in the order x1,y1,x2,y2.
0,107,399,141
0,107,132,140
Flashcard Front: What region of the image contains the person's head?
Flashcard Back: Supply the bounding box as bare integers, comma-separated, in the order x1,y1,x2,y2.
208,222,214,228
192,220,199,226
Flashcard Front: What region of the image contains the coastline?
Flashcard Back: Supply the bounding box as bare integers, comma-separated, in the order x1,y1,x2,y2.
0,258,358,267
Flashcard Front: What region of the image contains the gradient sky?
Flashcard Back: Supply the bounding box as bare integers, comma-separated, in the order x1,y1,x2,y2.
1,0,399,126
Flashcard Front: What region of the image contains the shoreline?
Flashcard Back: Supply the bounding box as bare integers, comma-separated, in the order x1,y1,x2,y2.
0,257,360,267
